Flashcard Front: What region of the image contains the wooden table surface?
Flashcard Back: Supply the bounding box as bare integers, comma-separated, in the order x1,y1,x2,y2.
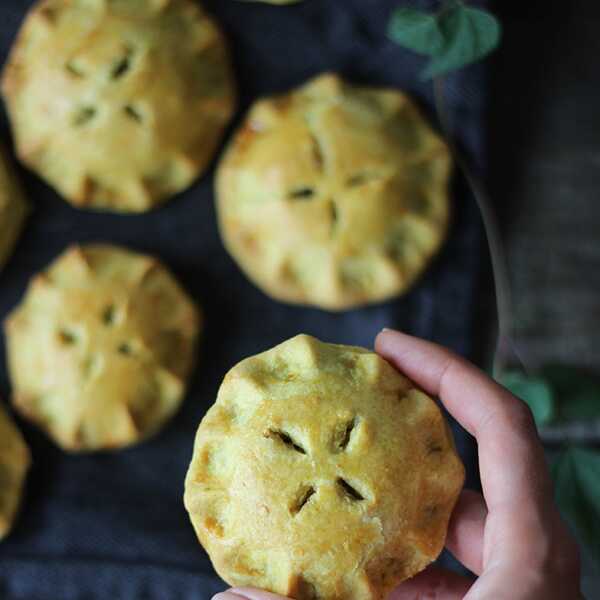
489,3,600,593
489,2,600,372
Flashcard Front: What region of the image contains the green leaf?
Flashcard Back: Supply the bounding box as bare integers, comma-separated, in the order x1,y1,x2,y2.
540,365,600,421
553,448,600,562
422,4,502,79
387,8,445,56
500,371,555,426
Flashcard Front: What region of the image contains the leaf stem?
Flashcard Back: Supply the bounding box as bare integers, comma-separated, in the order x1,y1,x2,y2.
542,425,600,446
433,76,525,377
437,0,462,18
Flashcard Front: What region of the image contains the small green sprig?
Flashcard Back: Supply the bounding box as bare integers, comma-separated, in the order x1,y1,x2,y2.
389,2,511,376
500,345,600,561
388,1,502,79
553,447,600,563
501,366,600,428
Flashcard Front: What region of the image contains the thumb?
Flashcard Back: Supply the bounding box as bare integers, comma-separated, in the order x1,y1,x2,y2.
214,588,289,600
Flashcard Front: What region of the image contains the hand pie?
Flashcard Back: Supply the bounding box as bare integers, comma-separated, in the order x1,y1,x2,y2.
0,403,31,541
0,147,29,272
2,0,236,213
184,334,464,600
216,73,451,311
5,244,201,452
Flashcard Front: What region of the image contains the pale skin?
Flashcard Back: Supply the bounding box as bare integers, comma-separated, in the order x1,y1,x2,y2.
213,330,582,600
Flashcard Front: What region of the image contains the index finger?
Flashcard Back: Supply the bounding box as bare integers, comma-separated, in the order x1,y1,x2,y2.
375,329,552,513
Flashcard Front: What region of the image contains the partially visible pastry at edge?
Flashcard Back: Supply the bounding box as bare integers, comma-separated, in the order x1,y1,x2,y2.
0,146,29,272
216,73,451,311
5,244,201,452
0,403,31,541
1,0,236,213
185,334,464,600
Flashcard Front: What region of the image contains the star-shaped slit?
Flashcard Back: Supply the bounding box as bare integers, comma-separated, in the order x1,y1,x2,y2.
264,417,369,517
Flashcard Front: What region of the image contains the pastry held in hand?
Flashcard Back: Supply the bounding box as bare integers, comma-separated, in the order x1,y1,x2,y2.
0,146,29,272
0,403,31,541
5,244,201,452
1,0,236,213
216,73,451,310
184,334,464,600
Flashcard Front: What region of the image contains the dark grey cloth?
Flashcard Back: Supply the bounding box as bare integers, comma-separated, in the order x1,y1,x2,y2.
0,1,487,598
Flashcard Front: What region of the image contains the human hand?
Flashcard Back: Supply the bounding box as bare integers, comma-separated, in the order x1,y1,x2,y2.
212,330,582,600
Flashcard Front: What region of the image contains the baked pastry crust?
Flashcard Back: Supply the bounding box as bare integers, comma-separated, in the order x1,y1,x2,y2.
5,244,201,451
0,146,29,272
184,334,464,600
0,403,31,541
2,0,236,213
216,73,451,310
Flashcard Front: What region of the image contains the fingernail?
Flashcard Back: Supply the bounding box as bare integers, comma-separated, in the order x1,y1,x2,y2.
212,592,247,600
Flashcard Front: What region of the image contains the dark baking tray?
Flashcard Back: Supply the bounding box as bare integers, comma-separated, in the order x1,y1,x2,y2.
0,1,487,598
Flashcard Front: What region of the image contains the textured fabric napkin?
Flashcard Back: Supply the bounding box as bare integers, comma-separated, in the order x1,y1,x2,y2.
0,1,488,598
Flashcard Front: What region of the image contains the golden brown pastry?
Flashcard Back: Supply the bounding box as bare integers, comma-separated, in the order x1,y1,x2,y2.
0,403,31,541
184,334,464,600
216,73,451,311
0,146,29,272
2,0,236,213
5,244,201,452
